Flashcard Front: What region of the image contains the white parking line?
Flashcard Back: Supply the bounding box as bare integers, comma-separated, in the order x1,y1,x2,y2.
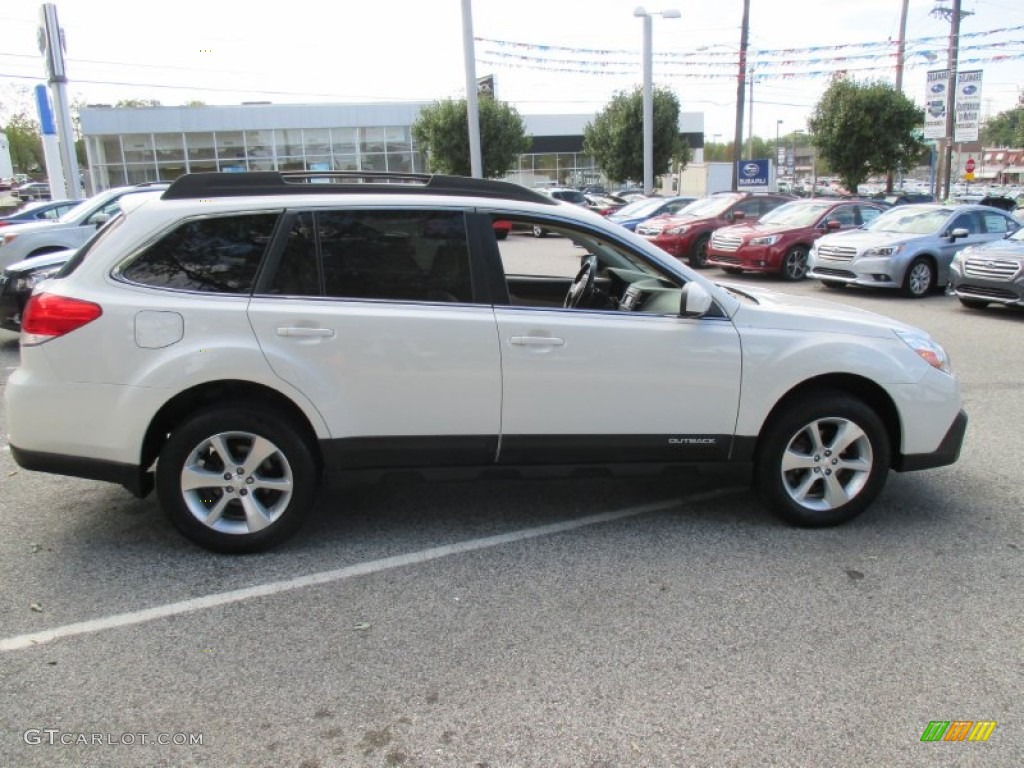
1,487,743,653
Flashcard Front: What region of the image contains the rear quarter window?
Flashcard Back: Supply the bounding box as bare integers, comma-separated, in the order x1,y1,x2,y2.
118,213,278,293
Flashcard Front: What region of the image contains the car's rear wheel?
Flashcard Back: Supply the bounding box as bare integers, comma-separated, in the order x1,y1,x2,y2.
958,297,988,310
156,406,319,553
780,246,809,281
755,392,890,527
495,229,509,241
903,257,934,298
688,234,710,268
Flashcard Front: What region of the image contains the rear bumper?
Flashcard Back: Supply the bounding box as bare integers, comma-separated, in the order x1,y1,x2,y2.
894,409,968,471
9,445,152,497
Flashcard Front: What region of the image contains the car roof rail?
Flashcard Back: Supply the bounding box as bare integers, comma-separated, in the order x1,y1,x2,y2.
161,171,557,205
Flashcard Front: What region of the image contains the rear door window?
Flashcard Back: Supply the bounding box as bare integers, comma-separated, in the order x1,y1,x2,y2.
118,213,279,293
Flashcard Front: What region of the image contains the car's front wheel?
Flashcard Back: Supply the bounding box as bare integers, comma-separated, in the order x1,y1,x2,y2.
532,225,548,238
689,234,710,268
156,406,319,553
780,246,809,281
903,257,934,298
755,392,890,527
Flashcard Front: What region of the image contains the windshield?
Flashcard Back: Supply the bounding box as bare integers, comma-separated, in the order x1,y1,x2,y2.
57,195,111,224
1009,227,1024,242
758,201,833,227
551,189,586,204
614,198,666,218
864,206,950,235
677,194,740,218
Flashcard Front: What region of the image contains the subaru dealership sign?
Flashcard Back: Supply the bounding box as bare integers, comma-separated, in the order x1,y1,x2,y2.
736,159,770,191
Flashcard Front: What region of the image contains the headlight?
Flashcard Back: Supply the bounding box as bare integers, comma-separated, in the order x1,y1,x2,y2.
895,330,951,374
667,224,690,235
749,234,780,246
865,244,902,257
952,248,972,265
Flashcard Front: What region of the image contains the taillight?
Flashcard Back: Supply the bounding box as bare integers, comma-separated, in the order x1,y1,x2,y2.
21,292,103,345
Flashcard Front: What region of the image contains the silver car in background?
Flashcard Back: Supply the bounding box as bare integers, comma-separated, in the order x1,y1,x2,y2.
948,225,1024,310
807,204,1021,297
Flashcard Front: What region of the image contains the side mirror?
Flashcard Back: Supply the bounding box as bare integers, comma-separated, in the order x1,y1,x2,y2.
679,281,713,317
731,210,746,221
826,220,842,230
91,212,111,228
948,227,969,241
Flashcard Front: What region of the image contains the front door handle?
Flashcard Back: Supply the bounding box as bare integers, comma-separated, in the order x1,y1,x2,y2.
276,326,335,338
510,336,565,347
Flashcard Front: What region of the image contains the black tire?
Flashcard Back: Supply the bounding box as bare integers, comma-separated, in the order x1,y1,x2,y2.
754,391,891,528
780,245,809,281
902,257,934,298
722,267,744,275
821,280,846,290
958,297,988,310
156,405,319,553
532,225,548,238
495,229,509,241
688,234,710,268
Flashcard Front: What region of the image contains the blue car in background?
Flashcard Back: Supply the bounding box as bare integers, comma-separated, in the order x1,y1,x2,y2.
606,195,696,231
0,198,83,228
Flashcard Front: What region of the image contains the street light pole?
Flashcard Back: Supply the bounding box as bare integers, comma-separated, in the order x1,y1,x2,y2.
635,7,680,195
775,119,783,181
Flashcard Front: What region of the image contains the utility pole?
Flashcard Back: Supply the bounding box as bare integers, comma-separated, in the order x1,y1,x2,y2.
931,0,972,200
460,0,483,179
731,0,751,191
887,0,910,194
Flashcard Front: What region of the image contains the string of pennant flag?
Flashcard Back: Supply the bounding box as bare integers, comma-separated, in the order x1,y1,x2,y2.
474,25,1024,81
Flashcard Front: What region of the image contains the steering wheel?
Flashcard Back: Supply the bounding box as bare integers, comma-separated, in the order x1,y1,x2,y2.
564,254,598,309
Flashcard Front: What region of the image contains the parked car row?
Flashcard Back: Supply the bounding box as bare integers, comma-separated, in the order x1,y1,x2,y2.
604,191,1023,309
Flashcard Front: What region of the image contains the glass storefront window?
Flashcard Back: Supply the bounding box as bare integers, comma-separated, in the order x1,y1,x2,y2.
248,157,275,171
361,127,386,154
278,157,305,172
245,130,275,163
187,133,216,161
333,155,358,171
124,164,159,184
156,164,188,182
122,134,155,164
154,134,184,163
304,129,330,156
188,160,217,175
98,136,123,165
101,165,127,187
361,154,387,172
276,130,304,159
331,128,357,156
385,126,409,153
216,131,246,160
387,152,413,173
305,156,332,172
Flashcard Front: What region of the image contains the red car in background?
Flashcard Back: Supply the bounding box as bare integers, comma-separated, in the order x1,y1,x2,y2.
707,199,888,281
636,192,793,267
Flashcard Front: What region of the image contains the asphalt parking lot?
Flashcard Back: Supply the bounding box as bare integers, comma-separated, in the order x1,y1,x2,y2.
0,273,1021,767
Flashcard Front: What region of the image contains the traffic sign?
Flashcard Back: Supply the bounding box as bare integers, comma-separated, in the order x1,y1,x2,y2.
965,158,976,173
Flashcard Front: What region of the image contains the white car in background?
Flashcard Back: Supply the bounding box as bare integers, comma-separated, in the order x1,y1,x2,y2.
0,182,167,269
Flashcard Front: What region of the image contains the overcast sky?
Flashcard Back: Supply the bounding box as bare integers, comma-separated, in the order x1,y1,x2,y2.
1,0,1022,143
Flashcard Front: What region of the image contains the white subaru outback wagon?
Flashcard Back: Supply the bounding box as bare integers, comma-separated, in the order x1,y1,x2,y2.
5,172,967,552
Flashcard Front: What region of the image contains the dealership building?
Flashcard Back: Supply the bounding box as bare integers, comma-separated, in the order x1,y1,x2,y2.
78,102,705,194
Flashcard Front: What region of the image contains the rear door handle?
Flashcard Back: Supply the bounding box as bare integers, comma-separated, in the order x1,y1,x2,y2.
276,326,335,338
510,336,565,347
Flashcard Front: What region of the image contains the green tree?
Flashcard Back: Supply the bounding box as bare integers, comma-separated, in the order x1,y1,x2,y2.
808,76,927,193
411,98,530,178
114,98,162,108
3,113,44,175
981,106,1023,147
583,86,682,184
